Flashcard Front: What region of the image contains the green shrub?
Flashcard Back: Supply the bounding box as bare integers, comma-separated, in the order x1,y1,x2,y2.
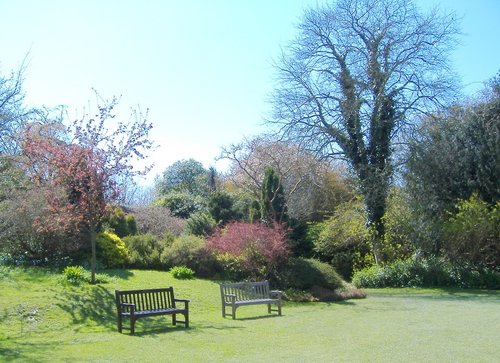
381,188,416,262
313,199,373,279
160,234,216,277
185,211,216,236
61,265,87,285
278,257,344,291
169,265,195,279
352,257,500,289
122,233,167,269
442,196,499,270
96,232,129,268
213,252,246,281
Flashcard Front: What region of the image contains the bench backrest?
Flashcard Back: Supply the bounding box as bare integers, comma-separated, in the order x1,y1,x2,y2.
220,281,271,302
115,287,176,311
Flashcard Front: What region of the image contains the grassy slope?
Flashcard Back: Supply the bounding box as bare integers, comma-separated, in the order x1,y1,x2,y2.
1,267,499,362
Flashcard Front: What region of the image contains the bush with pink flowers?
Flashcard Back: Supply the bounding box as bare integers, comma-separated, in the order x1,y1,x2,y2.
207,221,290,280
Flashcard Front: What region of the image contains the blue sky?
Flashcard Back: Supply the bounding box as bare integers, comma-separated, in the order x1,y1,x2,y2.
1,0,499,183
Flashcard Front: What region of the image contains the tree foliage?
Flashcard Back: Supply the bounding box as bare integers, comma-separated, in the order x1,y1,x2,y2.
406,78,500,220
156,158,209,196
270,0,459,263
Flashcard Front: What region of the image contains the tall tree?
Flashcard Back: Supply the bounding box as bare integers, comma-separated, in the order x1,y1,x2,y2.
270,0,459,263
22,96,153,282
261,166,288,223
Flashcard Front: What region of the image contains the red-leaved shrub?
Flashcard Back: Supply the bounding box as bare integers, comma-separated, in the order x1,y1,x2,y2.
207,221,290,279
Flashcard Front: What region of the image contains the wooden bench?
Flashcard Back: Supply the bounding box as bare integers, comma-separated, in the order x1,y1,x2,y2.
220,281,282,319
115,287,189,334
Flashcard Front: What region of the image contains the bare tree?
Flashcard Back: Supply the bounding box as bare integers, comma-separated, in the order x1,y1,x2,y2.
220,136,352,221
0,64,39,155
270,0,460,263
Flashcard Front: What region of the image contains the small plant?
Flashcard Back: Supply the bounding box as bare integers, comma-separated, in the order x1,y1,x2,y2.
62,265,88,285
169,265,195,279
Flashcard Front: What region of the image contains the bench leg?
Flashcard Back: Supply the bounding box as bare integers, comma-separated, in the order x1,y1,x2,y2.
278,302,282,316
117,314,123,333
172,314,176,326
268,303,271,314
130,318,135,335
232,305,236,320
184,311,189,328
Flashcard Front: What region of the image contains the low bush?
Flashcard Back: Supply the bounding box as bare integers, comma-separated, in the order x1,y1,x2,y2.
161,234,217,277
122,233,167,269
96,232,129,268
352,257,500,289
169,265,195,279
278,257,344,291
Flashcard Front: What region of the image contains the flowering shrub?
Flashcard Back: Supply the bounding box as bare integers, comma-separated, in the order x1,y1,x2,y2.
206,221,290,279
96,232,129,267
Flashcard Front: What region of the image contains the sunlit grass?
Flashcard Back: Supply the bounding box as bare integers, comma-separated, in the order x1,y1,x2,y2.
1,267,499,362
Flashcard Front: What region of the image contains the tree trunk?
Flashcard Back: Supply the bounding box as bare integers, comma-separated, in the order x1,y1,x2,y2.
90,228,97,284
360,165,390,265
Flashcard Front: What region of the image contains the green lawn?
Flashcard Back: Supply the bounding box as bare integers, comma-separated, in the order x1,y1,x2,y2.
1,267,499,362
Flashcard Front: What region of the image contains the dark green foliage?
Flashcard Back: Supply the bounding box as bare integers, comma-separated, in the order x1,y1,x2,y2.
105,207,137,238
169,265,195,279
287,219,314,258
278,257,344,291
260,166,288,223
185,211,216,236
406,80,500,227
122,233,169,269
208,191,240,224
352,258,500,289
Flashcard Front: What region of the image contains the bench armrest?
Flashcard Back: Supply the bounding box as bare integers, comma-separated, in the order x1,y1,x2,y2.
270,290,283,299
174,298,190,310
222,293,237,302
118,303,135,314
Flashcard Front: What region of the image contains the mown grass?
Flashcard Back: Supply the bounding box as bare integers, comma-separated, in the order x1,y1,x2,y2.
1,266,499,362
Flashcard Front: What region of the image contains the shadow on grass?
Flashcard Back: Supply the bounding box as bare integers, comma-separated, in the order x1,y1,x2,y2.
0,340,62,362
55,285,117,331
229,314,284,321
102,269,134,279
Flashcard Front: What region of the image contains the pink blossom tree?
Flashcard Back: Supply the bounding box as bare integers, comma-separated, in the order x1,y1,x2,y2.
22,96,153,282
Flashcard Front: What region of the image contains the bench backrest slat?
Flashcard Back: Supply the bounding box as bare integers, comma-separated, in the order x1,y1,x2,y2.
116,287,176,312
220,281,271,302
